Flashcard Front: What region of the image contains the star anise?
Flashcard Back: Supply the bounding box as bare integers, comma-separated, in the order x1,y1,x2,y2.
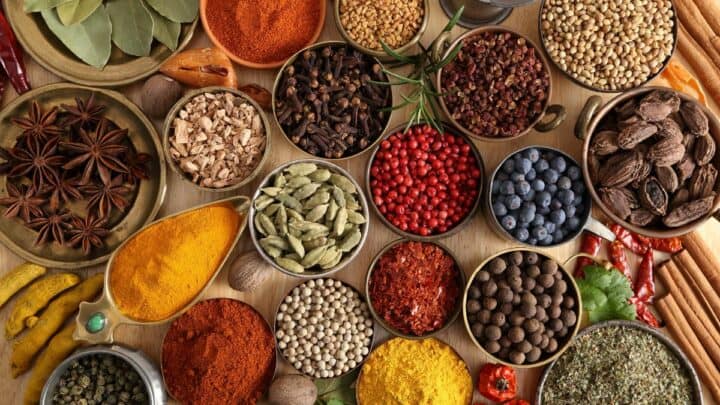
124,151,152,185
27,207,72,246
80,175,130,219
67,215,109,254
0,183,45,223
0,147,16,175
42,171,83,209
61,93,106,130
9,136,65,191
11,101,63,144
61,118,129,185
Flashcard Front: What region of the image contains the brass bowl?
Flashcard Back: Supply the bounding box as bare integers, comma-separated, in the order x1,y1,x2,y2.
0,83,166,269
161,86,271,193
576,87,720,237
364,238,465,339
2,0,197,87
365,122,485,241
462,248,583,368
435,25,566,142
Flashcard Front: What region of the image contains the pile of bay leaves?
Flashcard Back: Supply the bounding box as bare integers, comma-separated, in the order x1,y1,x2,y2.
24,0,198,68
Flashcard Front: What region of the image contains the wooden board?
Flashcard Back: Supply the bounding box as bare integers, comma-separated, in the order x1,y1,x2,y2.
1,1,719,403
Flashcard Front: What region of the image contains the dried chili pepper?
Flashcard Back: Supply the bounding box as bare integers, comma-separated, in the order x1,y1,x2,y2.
634,249,655,302
504,400,530,405
610,224,648,254
575,232,602,277
649,237,683,253
477,363,517,402
0,10,30,94
609,239,632,280
633,297,660,328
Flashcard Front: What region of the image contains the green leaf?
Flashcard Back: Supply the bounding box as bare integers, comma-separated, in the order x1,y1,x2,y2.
443,5,464,32
41,5,111,68
383,69,421,85
431,42,463,72
24,0,72,12
56,0,102,26
106,0,154,56
315,370,358,405
576,265,636,324
147,5,180,50
380,39,413,64
145,0,198,23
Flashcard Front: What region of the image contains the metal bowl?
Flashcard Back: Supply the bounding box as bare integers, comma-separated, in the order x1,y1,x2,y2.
161,86,271,193
365,122,485,241
535,320,704,404
249,159,370,278
462,248,583,368
435,26,566,142
334,0,429,59
576,87,720,238
271,41,393,161
537,0,678,93
365,238,465,339
40,345,165,405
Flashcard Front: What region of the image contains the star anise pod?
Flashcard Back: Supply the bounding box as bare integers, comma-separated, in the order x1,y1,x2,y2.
61,93,106,130
67,214,109,255
0,147,16,175
11,101,63,144
42,171,83,209
0,183,45,223
80,175,130,219
27,207,72,246
61,118,129,185
9,136,65,191
124,151,152,185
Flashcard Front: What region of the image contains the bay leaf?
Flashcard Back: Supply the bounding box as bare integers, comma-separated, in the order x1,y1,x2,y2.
41,6,111,68
147,6,180,50
24,0,73,12
106,0,154,57
145,0,198,23
56,0,102,26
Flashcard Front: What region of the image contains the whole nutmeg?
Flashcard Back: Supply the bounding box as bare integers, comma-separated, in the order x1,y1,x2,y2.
141,74,184,119
228,251,274,292
268,374,317,405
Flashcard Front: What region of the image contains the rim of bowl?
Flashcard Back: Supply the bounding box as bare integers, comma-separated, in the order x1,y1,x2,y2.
271,40,394,161
199,0,326,69
364,238,466,340
536,0,678,93
462,247,583,368
248,158,370,278
161,86,271,193
333,0,430,59
273,277,376,379
435,25,555,142
365,121,485,241
486,145,592,248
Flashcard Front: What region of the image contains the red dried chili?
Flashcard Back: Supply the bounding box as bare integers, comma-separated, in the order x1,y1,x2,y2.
369,241,461,336
634,249,655,302
0,11,30,94
610,224,648,254
477,363,517,402
575,232,602,277
636,235,683,253
609,239,632,280
633,297,660,327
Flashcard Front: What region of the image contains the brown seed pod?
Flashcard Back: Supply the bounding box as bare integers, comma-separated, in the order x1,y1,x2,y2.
637,90,681,122
680,101,709,136
694,135,717,166
689,164,719,200
663,195,715,227
638,176,668,216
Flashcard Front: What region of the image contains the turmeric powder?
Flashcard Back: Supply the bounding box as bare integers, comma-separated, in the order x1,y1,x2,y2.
109,204,241,322
357,338,473,405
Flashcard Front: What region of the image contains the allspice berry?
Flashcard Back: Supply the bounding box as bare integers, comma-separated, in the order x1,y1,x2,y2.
141,74,184,119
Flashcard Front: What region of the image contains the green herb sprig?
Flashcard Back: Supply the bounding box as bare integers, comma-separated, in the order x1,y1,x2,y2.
576,264,637,323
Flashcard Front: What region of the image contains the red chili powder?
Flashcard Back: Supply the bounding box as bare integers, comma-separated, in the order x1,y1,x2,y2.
369,241,461,336
162,299,276,405
204,0,323,64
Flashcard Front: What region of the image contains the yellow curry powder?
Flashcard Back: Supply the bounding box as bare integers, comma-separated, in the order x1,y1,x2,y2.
358,338,473,405
110,204,241,322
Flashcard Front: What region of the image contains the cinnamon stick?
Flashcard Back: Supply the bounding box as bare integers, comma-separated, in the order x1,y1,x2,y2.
674,250,720,321
676,0,720,62
659,260,720,334
681,232,720,294
657,295,720,403
692,0,720,39
678,22,720,107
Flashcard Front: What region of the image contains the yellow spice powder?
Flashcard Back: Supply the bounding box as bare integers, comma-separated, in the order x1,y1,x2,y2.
358,338,473,405
110,204,241,322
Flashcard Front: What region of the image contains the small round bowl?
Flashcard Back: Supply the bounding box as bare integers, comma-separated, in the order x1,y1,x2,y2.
249,159,370,278
199,0,326,69
162,86,271,193
365,238,465,339
272,41,393,161
462,248,583,368
365,122,485,241
40,345,165,405
334,0,429,59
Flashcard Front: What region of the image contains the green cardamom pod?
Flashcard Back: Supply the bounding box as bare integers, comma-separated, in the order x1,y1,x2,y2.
285,163,318,176
276,257,305,273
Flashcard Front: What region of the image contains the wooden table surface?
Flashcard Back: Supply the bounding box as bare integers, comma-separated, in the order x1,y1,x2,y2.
2,1,719,404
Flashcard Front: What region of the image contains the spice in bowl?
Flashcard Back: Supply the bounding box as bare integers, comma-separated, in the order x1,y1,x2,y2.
368,240,462,336
275,278,374,378
441,30,550,138
466,251,579,365
52,353,148,404
168,91,267,189
541,0,675,91
162,299,275,404
274,44,391,159
541,324,695,404
338,0,424,51
491,147,589,246
369,124,482,237
357,338,473,405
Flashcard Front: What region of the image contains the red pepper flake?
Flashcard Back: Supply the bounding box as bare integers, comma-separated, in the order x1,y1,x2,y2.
609,239,632,280
634,249,655,302
610,224,648,255
575,232,602,277
369,241,461,336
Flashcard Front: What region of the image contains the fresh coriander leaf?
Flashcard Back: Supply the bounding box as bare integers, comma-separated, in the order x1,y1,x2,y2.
576,265,636,323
